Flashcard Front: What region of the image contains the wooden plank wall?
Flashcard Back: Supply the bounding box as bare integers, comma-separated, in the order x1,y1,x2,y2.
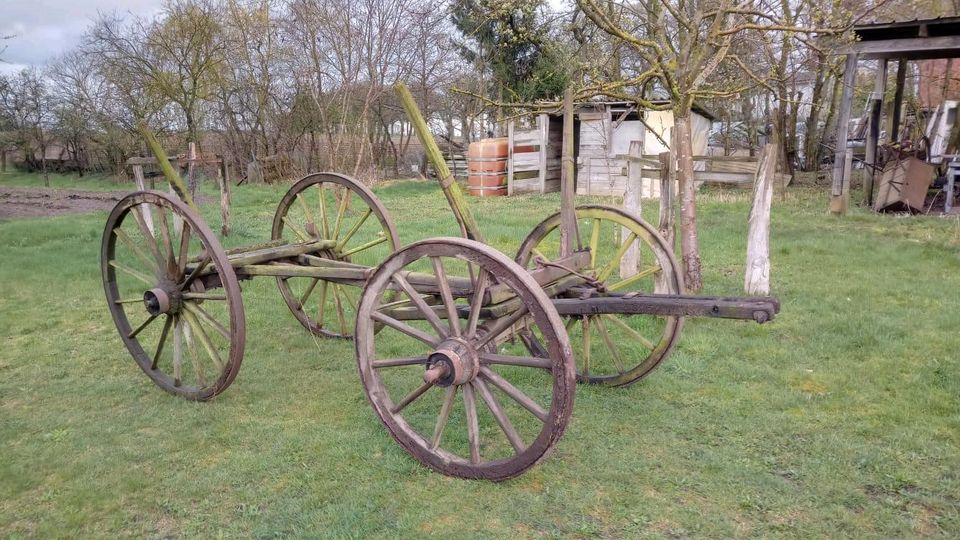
509,114,561,194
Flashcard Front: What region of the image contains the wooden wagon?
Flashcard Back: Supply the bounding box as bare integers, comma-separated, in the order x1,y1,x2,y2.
101,86,779,480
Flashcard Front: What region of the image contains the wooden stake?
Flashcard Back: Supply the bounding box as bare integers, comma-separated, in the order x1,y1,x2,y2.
187,142,198,201
559,87,579,257
218,158,231,236
395,83,485,243
745,143,776,295
864,59,887,208
831,53,858,215
657,152,674,246
621,140,642,278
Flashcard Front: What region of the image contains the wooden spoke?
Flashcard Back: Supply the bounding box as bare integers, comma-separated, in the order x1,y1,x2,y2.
392,273,448,338
282,216,310,242
564,316,578,332
519,329,549,359
182,321,208,387
597,232,638,282
180,257,210,290
581,316,592,376
430,257,460,337
316,281,329,327
340,235,387,258
181,309,224,372
151,315,173,370
332,284,348,335
332,189,350,240
127,314,158,339
338,207,373,249
479,367,549,423
431,386,457,450
182,302,231,340
589,218,601,269
316,184,330,238
463,383,481,464
177,224,192,277
371,311,440,346
603,314,656,351
480,353,551,370
474,378,525,453
466,269,489,338
338,285,358,311
390,381,433,414
474,305,529,349
113,227,160,278
109,260,154,286
155,206,177,276
372,356,429,369
295,193,317,235
297,278,320,309
172,316,183,387
608,264,662,292
594,316,625,374
130,206,165,269
181,292,227,301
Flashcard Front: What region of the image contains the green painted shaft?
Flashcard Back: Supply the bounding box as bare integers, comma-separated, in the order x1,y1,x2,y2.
394,83,485,243
136,121,197,211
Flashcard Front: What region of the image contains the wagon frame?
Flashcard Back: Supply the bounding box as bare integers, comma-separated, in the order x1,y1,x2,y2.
101,85,778,480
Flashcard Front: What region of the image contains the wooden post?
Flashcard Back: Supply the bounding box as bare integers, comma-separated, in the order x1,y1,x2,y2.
864,59,887,207
745,143,776,295
891,59,908,142
507,120,515,196
131,164,155,235
831,53,858,215
395,83,485,243
657,152,675,246
218,157,231,236
187,142,198,200
621,140,643,278
559,87,580,257
537,113,548,194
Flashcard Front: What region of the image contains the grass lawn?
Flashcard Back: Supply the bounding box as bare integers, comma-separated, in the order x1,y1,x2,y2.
1,171,958,538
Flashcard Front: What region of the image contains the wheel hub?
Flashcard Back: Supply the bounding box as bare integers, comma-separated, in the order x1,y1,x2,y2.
142,285,182,316
422,337,480,387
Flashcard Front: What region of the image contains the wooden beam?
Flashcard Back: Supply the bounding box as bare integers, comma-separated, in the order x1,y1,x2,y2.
831,53,859,215
864,59,888,207
891,59,908,142
841,36,960,59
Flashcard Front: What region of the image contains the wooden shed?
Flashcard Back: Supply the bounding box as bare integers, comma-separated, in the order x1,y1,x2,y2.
506,101,714,197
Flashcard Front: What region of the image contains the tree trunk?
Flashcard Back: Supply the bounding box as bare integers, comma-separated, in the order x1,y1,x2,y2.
745,143,776,295
674,113,701,292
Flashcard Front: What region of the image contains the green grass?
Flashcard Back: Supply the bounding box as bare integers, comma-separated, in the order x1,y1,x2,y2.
1,171,959,538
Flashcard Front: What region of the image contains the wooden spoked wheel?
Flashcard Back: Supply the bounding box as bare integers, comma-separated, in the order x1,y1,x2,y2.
102,191,245,400
356,237,576,480
516,205,684,387
272,172,399,338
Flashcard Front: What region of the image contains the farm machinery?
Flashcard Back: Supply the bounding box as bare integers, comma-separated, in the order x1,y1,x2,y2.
102,86,778,480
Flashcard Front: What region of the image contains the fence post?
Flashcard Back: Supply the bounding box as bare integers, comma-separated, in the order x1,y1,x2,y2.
621,140,643,278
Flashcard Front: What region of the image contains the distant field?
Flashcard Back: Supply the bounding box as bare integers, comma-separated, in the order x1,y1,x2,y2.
1,171,958,538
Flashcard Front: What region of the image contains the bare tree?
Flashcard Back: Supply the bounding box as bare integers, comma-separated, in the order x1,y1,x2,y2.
576,0,847,291
0,69,55,185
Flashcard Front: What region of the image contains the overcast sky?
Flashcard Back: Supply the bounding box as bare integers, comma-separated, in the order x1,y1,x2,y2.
1,0,163,75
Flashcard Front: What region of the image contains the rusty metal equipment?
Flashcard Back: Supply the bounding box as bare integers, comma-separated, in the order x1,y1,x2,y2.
102,87,778,481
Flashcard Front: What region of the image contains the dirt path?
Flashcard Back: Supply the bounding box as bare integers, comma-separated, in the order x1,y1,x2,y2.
0,186,128,219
